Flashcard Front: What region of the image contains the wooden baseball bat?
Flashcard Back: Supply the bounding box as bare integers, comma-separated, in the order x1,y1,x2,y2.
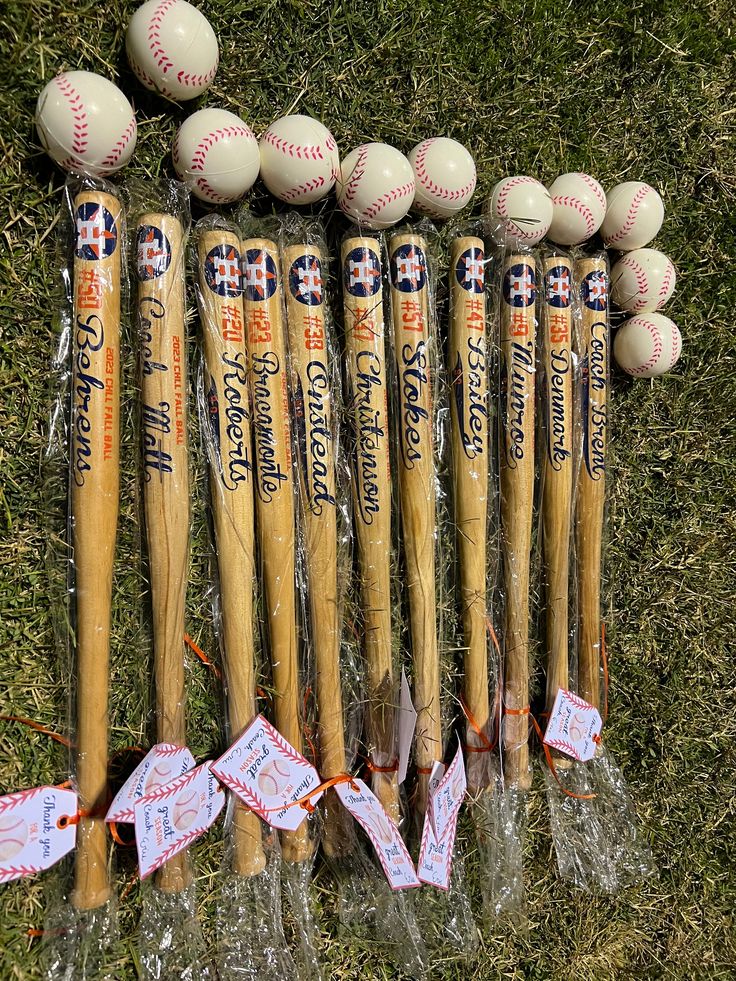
500,253,536,790
575,256,609,710
541,255,574,717
137,212,190,892
448,236,490,796
341,235,399,824
70,189,122,910
196,229,266,877
242,237,311,864
388,232,441,816
282,242,352,858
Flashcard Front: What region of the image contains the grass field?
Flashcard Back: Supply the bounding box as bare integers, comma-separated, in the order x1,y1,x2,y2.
2,0,735,978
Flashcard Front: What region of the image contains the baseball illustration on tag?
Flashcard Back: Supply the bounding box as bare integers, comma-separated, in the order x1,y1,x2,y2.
335,778,420,890
133,761,224,879
0,787,78,882
543,689,603,761
106,743,195,823
211,715,322,832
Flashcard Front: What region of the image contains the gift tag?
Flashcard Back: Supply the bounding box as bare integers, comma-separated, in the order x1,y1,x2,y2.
134,762,224,879
543,688,602,762
0,787,78,882
428,742,466,843
417,808,459,890
211,715,321,832
107,744,195,823
397,669,417,786
335,778,420,890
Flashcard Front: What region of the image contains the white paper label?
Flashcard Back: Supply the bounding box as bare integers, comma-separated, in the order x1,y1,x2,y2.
134,762,224,879
428,743,466,843
0,787,77,882
211,715,322,832
417,809,459,890
397,669,417,786
335,778,420,890
543,688,602,762
106,744,196,823
417,743,465,889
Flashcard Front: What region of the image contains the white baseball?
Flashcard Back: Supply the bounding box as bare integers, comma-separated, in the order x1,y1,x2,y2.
173,108,260,204
257,760,290,797
0,816,28,863
126,0,218,101
601,181,664,250
486,176,554,246
613,313,682,377
35,71,137,176
336,143,415,230
408,137,476,219
258,114,339,204
611,249,677,313
547,172,607,245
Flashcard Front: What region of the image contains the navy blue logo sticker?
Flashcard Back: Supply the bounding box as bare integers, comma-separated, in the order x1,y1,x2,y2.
204,245,242,297
544,265,571,308
344,247,381,297
503,263,536,307
243,249,277,301
289,254,323,305
390,243,426,293
455,247,484,293
581,270,608,310
136,225,171,281
74,203,117,260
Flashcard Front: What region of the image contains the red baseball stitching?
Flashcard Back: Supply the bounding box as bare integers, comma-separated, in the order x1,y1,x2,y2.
262,130,327,160
281,176,326,201
147,830,204,877
618,255,650,312
605,184,653,245
561,690,593,711
545,738,579,759
552,194,595,236
143,0,217,90
363,180,415,220
100,116,136,171
628,318,662,375
109,807,135,823
0,865,43,881
139,766,199,802
0,788,44,813
576,172,606,211
667,323,681,370
414,139,476,202
155,744,190,757
175,124,254,200
496,176,547,240
340,144,370,205
54,75,88,156
658,259,675,303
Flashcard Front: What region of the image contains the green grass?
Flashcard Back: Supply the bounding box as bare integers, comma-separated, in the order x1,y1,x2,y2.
2,0,736,977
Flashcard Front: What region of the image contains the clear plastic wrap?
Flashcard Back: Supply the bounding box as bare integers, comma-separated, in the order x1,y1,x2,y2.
42,174,126,978
236,212,321,978
543,249,652,892
386,220,475,955
128,179,212,977
192,213,296,979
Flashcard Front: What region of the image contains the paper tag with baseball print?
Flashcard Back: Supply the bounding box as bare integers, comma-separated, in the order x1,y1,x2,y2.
106,744,196,824
543,689,602,762
427,742,466,842
134,761,224,879
335,778,420,890
211,715,322,832
397,669,417,786
417,808,460,890
0,787,78,882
